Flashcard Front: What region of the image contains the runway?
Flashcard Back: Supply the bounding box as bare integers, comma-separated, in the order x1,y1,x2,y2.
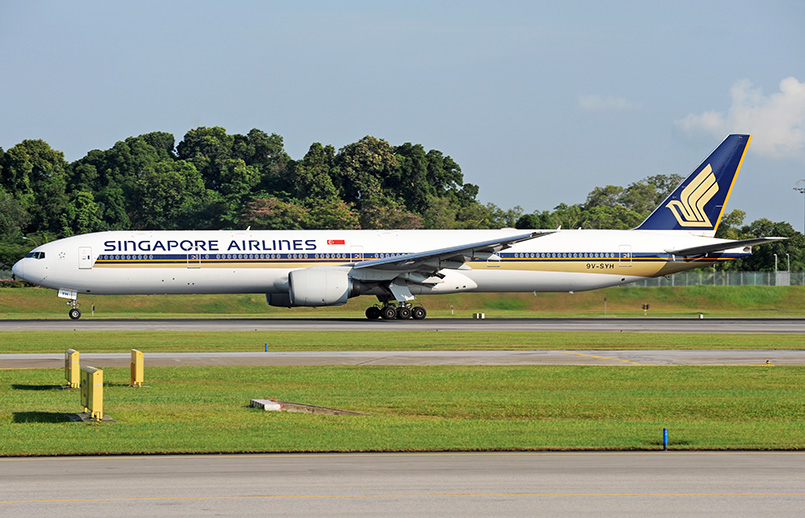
3,349,804,369
1,317,805,332
1,452,803,517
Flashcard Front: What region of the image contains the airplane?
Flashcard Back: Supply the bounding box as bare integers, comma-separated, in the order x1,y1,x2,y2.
12,134,781,321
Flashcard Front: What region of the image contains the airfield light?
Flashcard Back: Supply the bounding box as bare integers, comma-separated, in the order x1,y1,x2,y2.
794,180,805,233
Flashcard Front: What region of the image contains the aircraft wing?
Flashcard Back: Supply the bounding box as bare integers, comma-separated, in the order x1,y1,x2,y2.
352,231,552,272
666,237,785,257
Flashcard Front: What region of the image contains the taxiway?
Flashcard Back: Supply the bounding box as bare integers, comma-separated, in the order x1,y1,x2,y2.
2,452,803,517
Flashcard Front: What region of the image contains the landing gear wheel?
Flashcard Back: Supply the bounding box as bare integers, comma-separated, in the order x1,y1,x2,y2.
381,306,398,320
365,306,381,320
412,306,427,320
69,308,82,320
396,306,412,320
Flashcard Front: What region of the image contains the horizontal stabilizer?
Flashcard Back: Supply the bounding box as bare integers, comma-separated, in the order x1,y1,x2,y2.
666,237,785,257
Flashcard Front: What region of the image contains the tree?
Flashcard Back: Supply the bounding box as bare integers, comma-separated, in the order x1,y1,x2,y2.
359,198,424,230
583,205,643,229
61,190,105,236
130,161,207,229
288,143,338,201
233,129,291,194
214,159,261,227
307,198,361,229
0,189,29,240
551,203,585,229
68,134,181,230
584,185,624,209
140,131,177,158
453,202,495,229
334,136,398,207
426,150,464,196
735,219,805,272
714,209,746,240
486,203,524,228
422,195,459,229
515,210,554,229
389,143,433,213
240,197,311,230
0,139,69,234
177,126,235,190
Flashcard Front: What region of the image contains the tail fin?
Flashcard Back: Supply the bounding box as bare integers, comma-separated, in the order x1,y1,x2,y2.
636,134,751,234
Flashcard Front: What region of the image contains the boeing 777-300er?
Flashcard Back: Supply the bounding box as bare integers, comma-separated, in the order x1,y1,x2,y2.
13,134,781,320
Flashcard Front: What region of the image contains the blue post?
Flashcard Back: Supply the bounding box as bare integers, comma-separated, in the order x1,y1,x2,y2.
663,428,669,451
264,343,268,352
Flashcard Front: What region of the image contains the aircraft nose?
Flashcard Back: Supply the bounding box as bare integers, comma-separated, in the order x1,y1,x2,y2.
12,259,24,280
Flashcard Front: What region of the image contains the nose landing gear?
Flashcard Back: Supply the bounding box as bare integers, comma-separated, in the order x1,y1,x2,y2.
67,300,82,320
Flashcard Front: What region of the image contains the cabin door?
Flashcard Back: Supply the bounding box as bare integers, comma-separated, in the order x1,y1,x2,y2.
78,247,93,269
619,245,633,267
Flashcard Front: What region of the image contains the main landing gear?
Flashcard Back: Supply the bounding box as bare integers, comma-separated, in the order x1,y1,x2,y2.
365,304,427,321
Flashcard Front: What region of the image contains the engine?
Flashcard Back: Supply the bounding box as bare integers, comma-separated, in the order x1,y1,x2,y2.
267,267,355,307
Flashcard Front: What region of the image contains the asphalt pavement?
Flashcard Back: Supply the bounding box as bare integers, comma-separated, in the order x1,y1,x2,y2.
2,349,803,369
1,317,804,332
2,452,803,517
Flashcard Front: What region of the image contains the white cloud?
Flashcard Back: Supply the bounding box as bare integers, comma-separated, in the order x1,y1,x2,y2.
676,77,805,159
578,94,640,112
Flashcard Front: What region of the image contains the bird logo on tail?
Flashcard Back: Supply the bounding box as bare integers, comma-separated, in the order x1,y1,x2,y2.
665,165,719,228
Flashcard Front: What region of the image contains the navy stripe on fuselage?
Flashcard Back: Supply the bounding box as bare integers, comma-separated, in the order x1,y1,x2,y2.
93,251,745,266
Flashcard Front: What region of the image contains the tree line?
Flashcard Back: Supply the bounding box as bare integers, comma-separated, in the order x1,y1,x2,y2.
0,126,802,272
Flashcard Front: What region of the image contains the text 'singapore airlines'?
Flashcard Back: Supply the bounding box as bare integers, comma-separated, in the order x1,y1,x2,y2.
13,135,781,321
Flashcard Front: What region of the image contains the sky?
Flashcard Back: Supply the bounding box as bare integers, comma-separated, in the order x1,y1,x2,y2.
2,1,805,230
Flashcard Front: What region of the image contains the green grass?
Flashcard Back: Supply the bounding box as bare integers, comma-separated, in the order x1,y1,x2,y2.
1,330,804,354
1,365,803,455
2,286,805,319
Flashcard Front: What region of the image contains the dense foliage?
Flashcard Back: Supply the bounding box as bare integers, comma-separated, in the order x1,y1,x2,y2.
0,127,801,271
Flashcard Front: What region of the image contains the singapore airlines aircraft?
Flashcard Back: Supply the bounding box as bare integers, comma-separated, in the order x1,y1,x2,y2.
13,134,780,320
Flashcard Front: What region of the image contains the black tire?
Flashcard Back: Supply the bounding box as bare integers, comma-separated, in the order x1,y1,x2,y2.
397,306,412,319
381,306,398,320
412,306,427,320
69,308,81,320
365,306,381,320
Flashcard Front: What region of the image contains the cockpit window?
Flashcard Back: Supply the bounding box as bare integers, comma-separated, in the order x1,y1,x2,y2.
25,252,45,259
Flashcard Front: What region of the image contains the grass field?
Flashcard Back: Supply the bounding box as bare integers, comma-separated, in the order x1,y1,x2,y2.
3,285,802,455
1,365,803,455
2,285,805,319
1,330,803,354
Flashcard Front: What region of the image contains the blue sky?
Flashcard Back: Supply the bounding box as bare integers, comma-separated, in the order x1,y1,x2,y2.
2,1,804,229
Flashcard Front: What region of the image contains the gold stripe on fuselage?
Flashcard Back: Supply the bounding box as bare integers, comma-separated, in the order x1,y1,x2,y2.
93,256,729,277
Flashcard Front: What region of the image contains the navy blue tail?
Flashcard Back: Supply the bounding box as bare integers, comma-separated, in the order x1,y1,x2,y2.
636,135,751,232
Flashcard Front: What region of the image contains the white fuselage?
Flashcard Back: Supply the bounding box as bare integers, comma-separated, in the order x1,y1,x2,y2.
13,229,745,298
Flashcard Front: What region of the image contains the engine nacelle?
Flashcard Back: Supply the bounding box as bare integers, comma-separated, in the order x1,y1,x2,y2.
266,292,293,308
289,267,353,306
